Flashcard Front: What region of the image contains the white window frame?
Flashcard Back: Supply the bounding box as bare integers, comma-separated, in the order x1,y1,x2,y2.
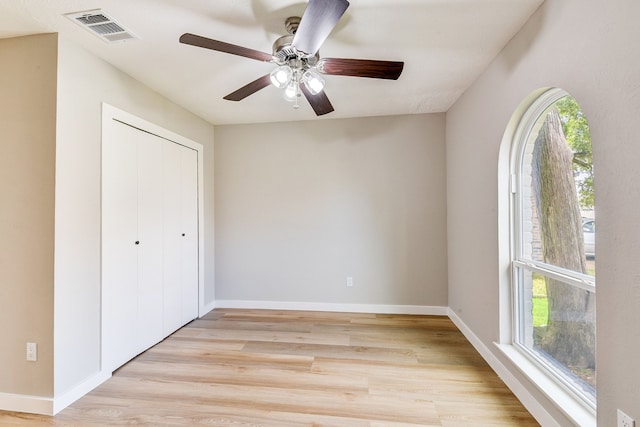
507,87,596,417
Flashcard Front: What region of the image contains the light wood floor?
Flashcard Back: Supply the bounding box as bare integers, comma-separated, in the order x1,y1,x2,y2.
1,309,539,426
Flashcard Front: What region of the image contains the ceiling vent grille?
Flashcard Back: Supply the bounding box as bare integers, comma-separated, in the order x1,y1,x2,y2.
65,10,137,43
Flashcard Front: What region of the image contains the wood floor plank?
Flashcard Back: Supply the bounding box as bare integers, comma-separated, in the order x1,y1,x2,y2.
189,318,315,333
0,309,539,426
81,375,440,424
65,394,374,427
242,341,420,364
137,345,315,372
436,400,541,426
172,324,350,346
116,359,370,392
351,314,459,330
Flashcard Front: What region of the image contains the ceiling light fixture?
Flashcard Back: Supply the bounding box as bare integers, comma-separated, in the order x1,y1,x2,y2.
270,58,323,109
266,17,327,110
179,0,405,117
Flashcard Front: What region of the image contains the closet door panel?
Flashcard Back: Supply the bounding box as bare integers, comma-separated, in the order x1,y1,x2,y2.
162,141,184,334
136,132,165,350
102,121,140,371
180,147,199,322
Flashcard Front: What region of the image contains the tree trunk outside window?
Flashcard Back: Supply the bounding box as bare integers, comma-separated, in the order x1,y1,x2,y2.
531,108,596,371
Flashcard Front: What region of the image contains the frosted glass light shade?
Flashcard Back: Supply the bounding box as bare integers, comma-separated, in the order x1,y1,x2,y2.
270,65,293,88
301,69,325,95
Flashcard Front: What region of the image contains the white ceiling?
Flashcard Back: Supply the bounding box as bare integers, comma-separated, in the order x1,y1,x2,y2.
0,0,543,125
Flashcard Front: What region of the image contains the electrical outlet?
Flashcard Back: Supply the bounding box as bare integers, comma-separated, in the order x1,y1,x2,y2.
618,409,635,427
26,342,37,362
346,276,353,287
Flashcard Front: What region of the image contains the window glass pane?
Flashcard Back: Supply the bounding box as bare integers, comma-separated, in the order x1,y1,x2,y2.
513,89,596,406
516,267,596,401
519,96,595,275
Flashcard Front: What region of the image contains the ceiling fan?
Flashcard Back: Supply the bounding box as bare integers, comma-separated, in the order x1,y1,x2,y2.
179,0,404,116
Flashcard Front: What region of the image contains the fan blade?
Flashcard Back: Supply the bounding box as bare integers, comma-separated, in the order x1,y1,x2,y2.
292,0,350,56
179,33,272,62
318,58,404,80
223,74,272,101
300,85,334,116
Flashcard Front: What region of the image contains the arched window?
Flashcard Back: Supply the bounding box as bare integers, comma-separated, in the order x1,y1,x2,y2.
511,88,595,406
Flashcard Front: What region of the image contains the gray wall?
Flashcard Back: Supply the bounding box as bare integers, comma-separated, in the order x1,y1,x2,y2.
0,33,57,397
215,114,448,307
446,0,640,424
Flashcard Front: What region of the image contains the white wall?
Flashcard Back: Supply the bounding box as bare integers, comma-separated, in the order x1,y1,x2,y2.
446,0,640,425
54,38,215,398
215,114,447,309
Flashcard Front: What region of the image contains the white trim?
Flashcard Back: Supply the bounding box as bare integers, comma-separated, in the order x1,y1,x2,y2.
513,260,595,292
214,299,448,315
447,309,561,427
199,299,216,318
495,344,596,427
0,393,53,416
0,371,111,416
52,371,111,415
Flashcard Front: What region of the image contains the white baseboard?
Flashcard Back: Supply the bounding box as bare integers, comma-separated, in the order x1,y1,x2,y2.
199,299,216,318
0,371,111,416
0,393,53,416
53,371,111,415
214,299,448,316
447,309,559,427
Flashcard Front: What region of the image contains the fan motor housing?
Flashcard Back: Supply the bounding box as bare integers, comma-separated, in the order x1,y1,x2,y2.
272,34,296,62
272,17,318,65
272,35,319,66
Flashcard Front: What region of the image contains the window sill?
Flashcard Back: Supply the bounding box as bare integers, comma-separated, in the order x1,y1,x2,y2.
494,343,596,427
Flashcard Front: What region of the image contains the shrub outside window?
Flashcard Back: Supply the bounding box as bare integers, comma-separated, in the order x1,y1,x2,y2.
511,88,596,407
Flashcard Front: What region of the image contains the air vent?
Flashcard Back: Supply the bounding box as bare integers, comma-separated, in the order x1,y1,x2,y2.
65,9,137,43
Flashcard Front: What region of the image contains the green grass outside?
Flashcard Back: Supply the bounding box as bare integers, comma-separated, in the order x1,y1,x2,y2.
533,296,548,327
532,272,548,327
530,266,595,328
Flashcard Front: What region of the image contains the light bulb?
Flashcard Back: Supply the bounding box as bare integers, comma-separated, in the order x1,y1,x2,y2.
302,69,325,95
270,65,292,88
283,81,299,101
